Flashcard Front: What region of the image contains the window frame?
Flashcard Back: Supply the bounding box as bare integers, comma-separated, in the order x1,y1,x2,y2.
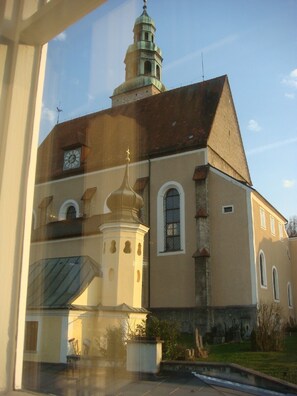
260,207,266,229
157,181,185,255
270,215,276,236
278,222,284,239
24,320,39,353
259,250,267,288
164,188,181,252
58,199,80,220
288,282,293,308
2,1,108,392
272,266,280,302
222,205,234,214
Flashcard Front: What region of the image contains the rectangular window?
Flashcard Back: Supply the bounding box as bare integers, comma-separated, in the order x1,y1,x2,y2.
24,321,38,352
260,207,266,229
222,205,234,214
270,215,276,235
279,222,284,239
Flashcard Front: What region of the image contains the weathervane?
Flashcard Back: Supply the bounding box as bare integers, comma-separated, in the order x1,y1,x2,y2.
201,52,205,82
56,105,63,124
143,0,147,12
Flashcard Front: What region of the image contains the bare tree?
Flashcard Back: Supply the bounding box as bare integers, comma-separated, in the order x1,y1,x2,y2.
252,302,285,352
286,216,297,237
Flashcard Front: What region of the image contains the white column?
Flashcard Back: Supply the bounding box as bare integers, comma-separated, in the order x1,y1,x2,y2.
0,0,106,392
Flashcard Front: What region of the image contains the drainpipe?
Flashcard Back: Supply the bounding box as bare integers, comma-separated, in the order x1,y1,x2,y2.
148,157,151,309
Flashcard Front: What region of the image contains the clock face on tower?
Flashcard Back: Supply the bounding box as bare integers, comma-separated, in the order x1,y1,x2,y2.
63,148,81,170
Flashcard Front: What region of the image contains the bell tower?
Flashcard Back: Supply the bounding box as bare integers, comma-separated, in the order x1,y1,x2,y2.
111,0,166,107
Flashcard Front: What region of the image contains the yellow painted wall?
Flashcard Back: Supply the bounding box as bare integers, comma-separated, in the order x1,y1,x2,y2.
252,193,293,319
149,150,206,307
208,170,253,306
33,161,149,225
30,234,102,260
72,277,102,306
24,314,65,363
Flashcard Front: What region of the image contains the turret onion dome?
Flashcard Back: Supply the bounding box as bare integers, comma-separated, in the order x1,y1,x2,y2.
106,150,144,221
134,5,155,28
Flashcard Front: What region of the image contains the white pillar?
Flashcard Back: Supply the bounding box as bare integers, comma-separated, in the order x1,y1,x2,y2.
0,0,106,392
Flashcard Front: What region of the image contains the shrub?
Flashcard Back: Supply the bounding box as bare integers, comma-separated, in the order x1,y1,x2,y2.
103,326,126,364
252,302,285,352
131,315,181,360
146,316,180,360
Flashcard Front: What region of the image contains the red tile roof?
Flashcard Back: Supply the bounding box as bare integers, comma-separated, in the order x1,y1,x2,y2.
36,75,227,183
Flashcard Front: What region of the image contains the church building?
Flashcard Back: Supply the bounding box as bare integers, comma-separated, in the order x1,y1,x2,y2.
26,1,295,363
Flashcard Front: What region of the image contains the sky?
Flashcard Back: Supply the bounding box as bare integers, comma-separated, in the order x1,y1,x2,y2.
39,0,297,220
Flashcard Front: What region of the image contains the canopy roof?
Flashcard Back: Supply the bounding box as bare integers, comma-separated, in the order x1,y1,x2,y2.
27,256,102,309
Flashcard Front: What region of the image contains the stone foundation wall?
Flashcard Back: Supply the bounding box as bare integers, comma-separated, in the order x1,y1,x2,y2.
150,305,257,338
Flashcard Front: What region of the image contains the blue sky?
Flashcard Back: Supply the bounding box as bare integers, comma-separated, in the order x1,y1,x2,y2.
40,0,297,219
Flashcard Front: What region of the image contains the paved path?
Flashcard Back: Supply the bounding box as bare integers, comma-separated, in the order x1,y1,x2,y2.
109,374,257,396
23,363,292,396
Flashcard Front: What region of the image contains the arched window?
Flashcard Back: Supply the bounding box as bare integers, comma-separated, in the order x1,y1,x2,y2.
157,182,185,255
58,199,79,220
288,282,293,308
259,251,267,287
156,65,160,80
272,267,280,301
145,32,149,41
164,189,180,252
66,205,76,220
144,60,152,75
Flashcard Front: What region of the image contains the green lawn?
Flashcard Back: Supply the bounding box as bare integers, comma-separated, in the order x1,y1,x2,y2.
198,333,297,384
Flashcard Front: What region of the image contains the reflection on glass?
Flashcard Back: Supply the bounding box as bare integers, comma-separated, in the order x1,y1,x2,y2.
22,0,297,394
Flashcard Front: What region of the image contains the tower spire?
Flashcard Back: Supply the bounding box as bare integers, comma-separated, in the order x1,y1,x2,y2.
143,0,147,12
111,0,166,107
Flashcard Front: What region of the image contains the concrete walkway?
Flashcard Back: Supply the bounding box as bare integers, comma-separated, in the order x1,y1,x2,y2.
22,362,293,396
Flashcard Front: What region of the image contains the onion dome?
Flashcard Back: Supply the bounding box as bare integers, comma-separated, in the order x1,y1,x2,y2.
106,150,144,222
134,1,155,28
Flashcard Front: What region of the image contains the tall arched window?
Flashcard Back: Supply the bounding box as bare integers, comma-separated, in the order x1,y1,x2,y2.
144,60,152,75
288,282,293,308
157,182,185,255
272,267,280,301
164,188,180,251
259,251,267,287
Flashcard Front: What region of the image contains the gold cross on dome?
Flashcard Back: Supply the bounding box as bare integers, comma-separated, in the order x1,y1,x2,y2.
126,148,131,162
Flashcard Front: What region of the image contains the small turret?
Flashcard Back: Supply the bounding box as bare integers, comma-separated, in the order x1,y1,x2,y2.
106,149,144,223
99,149,149,308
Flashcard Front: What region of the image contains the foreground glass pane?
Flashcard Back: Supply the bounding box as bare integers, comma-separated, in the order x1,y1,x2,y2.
22,0,297,394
